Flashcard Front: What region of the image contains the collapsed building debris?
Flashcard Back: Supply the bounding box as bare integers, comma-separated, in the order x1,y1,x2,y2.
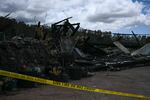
0,17,150,93
107,39,150,71
131,43,150,56
113,41,130,54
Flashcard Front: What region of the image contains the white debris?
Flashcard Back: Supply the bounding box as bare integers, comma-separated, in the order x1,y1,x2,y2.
113,41,130,54
132,43,150,56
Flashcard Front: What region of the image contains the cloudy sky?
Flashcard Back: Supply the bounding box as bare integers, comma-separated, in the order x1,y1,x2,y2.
0,0,150,34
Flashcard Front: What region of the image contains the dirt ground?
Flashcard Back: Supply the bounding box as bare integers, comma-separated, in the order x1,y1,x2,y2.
0,66,150,100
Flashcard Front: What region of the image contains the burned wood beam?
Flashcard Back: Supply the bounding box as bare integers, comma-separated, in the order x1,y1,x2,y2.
113,41,130,54
131,31,141,47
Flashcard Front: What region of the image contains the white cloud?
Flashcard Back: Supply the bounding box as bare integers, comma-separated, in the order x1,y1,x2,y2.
0,0,150,31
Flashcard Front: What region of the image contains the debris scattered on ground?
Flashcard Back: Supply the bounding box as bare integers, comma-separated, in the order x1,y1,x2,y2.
0,16,150,94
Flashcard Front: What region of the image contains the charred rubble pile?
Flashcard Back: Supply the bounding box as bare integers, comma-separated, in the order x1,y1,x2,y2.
0,17,150,93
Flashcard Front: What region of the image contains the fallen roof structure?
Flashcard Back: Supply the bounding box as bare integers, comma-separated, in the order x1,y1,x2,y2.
131,43,150,56
113,41,130,54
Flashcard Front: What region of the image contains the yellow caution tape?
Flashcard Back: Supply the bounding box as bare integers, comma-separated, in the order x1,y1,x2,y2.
0,70,150,99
